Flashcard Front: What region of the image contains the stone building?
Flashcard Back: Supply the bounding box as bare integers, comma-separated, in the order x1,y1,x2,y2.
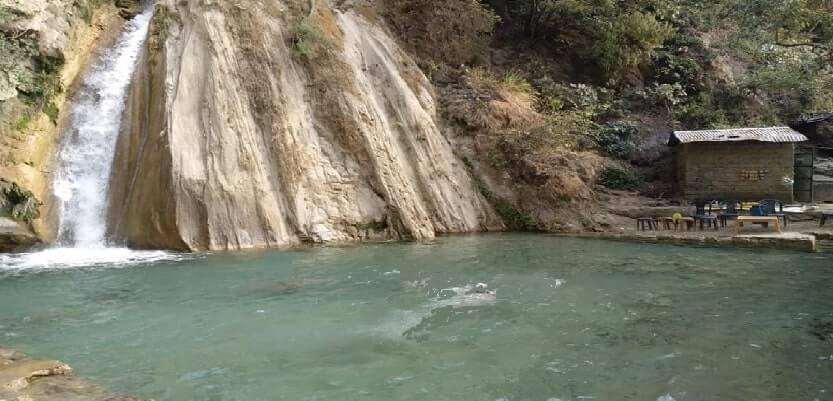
791,113,833,202
669,127,808,202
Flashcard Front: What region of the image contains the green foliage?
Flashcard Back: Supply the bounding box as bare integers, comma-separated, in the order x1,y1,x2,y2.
0,30,65,124
648,82,688,114
594,122,638,159
466,161,538,231
73,0,106,24
150,4,179,51
0,182,42,223
501,71,535,94
479,0,832,125
675,93,728,129
294,16,334,59
13,114,31,131
651,34,707,94
718,0,833,120
598,167,641,191
593,12,674,81
42,102,60,124
495,204,536,231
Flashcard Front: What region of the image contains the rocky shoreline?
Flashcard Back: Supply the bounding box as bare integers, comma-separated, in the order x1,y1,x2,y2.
0,348,148,401
565,230,820,252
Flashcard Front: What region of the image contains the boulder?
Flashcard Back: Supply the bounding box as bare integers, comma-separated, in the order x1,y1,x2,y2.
0,217,39,252
0,347,148,401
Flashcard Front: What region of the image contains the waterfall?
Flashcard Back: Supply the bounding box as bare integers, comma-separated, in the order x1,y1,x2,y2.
53,7,153,247
0,5,188,270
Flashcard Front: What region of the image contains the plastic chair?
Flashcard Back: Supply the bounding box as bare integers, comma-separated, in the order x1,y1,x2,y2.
750,204,768,216
760,199,787,227
693,200,719,230
719,200,741,227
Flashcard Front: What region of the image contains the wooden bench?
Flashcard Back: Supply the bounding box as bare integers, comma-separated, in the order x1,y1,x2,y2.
734,216,781,234
636,217,657,231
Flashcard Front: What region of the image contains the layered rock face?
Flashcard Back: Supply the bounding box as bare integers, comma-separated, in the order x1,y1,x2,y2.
108,0,502,251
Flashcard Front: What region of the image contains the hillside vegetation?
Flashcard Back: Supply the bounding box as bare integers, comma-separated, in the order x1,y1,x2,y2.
379,0,832,229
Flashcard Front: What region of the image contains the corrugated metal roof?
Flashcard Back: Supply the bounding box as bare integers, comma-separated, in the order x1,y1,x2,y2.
669,127,808,145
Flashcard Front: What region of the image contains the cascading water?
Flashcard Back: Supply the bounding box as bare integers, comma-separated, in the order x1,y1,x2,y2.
0,5,185,270
53,7,153,247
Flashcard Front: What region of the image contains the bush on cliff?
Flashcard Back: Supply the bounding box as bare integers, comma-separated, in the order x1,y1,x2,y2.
0,181,42,223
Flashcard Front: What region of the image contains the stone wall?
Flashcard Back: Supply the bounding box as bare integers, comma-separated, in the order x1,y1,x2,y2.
675,142,795,201
815,180,833,202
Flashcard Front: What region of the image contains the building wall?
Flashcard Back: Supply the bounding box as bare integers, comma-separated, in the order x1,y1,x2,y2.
815,181,833,202
676,142,795,201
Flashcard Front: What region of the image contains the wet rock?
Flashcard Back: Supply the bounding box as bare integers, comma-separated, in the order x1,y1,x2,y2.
0,347,148,401
810,319,833,342
114,0,140,18
0,217,40,252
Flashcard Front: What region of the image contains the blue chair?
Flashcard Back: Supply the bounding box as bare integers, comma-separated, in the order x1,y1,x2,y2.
750,204,768,216
760,199,787,227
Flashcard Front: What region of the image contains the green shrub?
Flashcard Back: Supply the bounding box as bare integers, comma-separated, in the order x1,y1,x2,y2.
149,4,179,51
13,114,31,131
652,51,705,94
594,122,638,159
43,102,59,124
501,72,535,94
3,33,65,119
294,16,334,59
1,182,42,223
598,167,641,191
593,12,674,81
495,204,536,231
675,93,728,129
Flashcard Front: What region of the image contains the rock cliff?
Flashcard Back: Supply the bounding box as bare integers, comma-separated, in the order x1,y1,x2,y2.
108,0,503,251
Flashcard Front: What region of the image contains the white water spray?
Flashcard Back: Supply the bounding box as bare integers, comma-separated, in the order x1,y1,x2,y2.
0,6,186,270
53,7,152,247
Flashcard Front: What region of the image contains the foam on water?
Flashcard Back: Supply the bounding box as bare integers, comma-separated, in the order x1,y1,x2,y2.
0,248,187,272
368,283,500,339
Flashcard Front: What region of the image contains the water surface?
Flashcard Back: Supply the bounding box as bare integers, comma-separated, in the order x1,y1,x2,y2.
1,235,831,401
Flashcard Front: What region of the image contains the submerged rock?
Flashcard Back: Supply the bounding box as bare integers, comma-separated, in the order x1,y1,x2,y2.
810,319,833,342
0,347,148,401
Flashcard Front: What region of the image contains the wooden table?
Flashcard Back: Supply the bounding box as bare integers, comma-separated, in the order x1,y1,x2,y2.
734,216,781,233
658,217,694,230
